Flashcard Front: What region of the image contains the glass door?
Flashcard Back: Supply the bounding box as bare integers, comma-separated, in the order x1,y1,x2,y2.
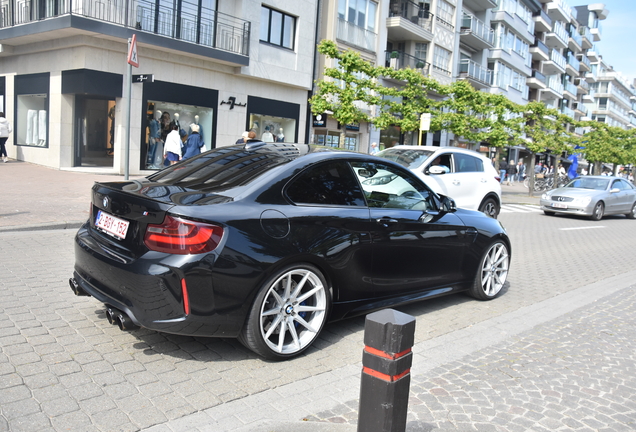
74,97,115,167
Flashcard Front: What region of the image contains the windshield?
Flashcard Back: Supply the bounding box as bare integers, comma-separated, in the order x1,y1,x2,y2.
376,148,435,170
565,178,609,191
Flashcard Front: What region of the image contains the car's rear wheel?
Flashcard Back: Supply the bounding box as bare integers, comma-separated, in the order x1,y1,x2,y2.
590,202,604,221
239,264,330,360
469,241,509,300
479,198,500,219
626,202,636,219
544,211,555,216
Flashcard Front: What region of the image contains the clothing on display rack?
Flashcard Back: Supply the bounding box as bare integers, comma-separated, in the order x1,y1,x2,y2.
38,110,47,146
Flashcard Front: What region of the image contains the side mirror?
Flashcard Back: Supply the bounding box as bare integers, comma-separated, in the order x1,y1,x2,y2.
610,188,620,194
440,196,457,213
428,166,447,175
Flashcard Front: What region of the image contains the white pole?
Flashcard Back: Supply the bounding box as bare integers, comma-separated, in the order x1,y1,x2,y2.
124,38,132,180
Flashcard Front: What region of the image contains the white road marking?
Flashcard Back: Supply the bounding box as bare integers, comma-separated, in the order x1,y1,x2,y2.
560,226,606,231
500,204,542,213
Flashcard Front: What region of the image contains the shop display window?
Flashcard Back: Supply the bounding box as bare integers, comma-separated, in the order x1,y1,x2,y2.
145,101,213,169
249,114,296,143
16,94,48,147
313,130,341,148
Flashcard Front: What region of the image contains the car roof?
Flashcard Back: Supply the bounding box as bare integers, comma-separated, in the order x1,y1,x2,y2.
383,145,490,158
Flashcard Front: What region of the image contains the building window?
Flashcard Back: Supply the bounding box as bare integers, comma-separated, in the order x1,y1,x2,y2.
436,0,454,26
338,0,377,32
15,73,50,148
415,43,428,62
260,5,296,49
432,46,452,74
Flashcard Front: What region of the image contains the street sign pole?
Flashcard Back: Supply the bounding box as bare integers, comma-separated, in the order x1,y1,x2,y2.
124,34,139,180
419,113,431,146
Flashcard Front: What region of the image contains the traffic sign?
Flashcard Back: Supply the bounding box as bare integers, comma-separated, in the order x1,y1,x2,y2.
127,34,139,68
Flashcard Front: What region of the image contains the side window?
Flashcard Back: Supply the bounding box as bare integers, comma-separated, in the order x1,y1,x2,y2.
351,161,436,211
454,153,483,173
429,153,452,172
286,161,366,206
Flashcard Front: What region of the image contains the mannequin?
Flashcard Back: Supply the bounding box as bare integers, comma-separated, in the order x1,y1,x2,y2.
174,112,180,128
276,128,285,142
261,126,274,142
190,115,202,140
147,112,161,167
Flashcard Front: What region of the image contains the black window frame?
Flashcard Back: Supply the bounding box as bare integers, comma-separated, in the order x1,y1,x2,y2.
260,5,296,50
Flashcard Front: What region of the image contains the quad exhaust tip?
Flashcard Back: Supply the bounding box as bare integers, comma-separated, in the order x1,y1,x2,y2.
69,278,90,297
106,306,139,331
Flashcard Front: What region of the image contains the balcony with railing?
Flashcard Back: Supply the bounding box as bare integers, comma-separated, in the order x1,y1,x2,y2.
384,51,430,75
586,44,600,61
568,24,582,51
590,20,602,42
560,104,575,119
545,20,568,50
338,17,377,52
532,9,552,33
577,54,591,72
527,69,547,90
458,59,492,88
0,0,251,58
566,53,580,76
543,49,566,76
387,0,434,41
530,38,550,62
543,75,564,100
546,0,573,24
460,13,494,50
563,80,578,98
575,77,589,94
579,26,593,49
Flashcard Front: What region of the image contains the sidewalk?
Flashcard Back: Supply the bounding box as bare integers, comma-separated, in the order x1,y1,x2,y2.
0,160,540,232
0,160,144,232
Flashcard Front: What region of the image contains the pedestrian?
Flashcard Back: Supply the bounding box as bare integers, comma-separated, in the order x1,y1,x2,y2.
370,142,379,155
534,162,542,174
163,121,182,165
182,124,205,159
246,131,259,142
499,157,508,184
506,159,516,185
0,112,11,163
491,157,497,168
236,131,249,144
517,161,525,181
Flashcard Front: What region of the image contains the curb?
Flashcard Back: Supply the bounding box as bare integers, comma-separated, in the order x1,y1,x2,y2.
0,221,85,233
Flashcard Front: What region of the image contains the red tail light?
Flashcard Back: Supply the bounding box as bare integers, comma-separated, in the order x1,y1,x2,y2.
144,215,223,255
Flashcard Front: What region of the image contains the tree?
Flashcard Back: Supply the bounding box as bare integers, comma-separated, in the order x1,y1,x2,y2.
578,122,636,174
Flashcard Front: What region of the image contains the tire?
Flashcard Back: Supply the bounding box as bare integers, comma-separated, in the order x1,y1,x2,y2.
239,264,330,360
544,211,555,216
626,202,636,219
479,198,500,219
469,241,509,300
590,201,604,221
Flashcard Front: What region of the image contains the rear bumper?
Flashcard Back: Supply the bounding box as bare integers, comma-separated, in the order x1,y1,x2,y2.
73,225,245,337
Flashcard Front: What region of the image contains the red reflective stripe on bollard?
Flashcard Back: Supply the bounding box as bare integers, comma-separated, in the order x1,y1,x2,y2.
363,366,411,382
364,345,412,360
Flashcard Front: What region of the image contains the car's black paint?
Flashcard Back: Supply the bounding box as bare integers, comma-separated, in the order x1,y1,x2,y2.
73,143,511,354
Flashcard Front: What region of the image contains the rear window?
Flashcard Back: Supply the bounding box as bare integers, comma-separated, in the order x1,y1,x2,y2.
377,148,435,170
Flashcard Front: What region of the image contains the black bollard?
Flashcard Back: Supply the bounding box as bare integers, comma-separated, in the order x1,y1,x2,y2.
357,308,416,432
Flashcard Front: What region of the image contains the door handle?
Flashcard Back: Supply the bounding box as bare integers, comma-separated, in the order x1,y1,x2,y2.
376,217,398,227
452,180,460,185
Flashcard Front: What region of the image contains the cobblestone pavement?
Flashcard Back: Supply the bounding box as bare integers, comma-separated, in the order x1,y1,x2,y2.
1,165,635,431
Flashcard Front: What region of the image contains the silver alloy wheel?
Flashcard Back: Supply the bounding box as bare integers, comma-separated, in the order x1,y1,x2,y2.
480,198,499,219
591,202,604,221
259,269,327,355
479,242,509,297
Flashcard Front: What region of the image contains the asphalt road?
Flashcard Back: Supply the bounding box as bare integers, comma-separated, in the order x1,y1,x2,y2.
1,204,635,431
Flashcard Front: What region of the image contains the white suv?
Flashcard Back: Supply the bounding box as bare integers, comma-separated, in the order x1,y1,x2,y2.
376,145,502,218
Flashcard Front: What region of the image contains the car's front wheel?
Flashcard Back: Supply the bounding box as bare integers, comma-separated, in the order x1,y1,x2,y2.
239,264,330,360
590,202,604,221
479,198,500,219
626,202,636,219
469,241,509,300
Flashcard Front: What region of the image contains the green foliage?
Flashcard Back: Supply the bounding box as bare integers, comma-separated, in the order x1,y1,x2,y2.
578,122,636,165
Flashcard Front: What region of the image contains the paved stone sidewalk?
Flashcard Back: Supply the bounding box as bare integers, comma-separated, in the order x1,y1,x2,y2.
144,271,636,431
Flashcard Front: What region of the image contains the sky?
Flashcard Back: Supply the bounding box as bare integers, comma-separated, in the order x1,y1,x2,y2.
569,0,636,84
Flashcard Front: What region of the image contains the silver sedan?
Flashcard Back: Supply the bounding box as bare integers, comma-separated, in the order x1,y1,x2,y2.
540,176,636,221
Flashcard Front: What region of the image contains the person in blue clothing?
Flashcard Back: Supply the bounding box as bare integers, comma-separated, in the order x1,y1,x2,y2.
182,123,205,159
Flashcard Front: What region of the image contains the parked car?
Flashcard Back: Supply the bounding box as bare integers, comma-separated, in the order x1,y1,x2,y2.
376,146,502,218
70,142,511,360
540,176,636,221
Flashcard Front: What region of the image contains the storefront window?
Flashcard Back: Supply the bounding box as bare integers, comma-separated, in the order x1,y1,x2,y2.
145,101,214,169
249,114,296,143
380,125,401,149
17,94,48,147
343,135,357,151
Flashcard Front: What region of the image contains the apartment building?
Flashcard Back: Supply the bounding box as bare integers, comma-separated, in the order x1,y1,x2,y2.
0,0,319,174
